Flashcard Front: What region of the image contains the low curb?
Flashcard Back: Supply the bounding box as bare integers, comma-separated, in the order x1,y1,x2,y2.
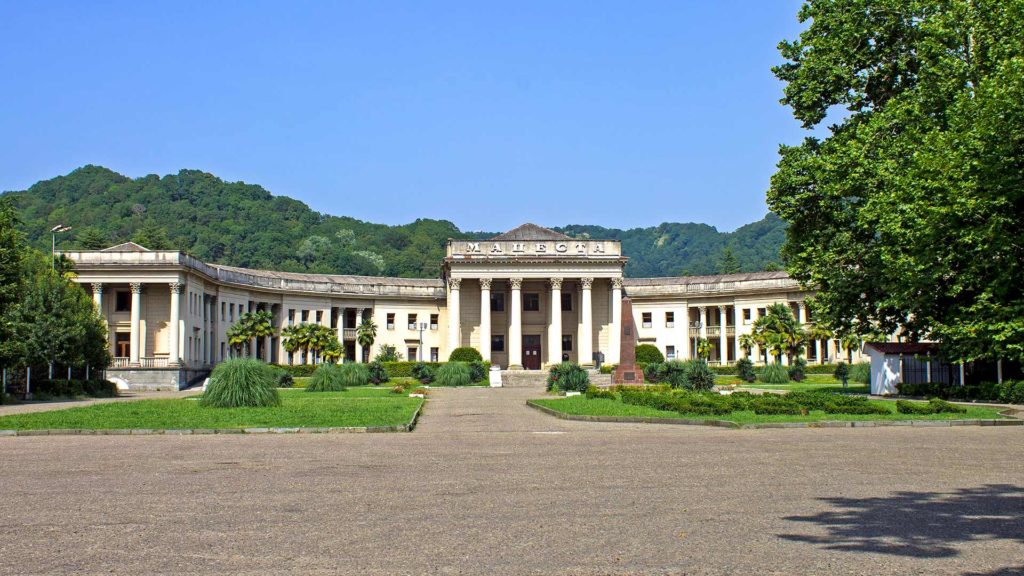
526,401,1024,430
0,399,426,437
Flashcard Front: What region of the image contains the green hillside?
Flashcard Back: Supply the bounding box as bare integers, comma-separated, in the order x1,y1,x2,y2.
3,166,785,278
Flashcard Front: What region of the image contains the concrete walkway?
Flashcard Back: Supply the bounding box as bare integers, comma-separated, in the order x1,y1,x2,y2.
0,388,201,417
1,385,1023,574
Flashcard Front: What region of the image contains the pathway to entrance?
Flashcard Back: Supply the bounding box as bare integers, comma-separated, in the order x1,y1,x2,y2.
2,384,1023,574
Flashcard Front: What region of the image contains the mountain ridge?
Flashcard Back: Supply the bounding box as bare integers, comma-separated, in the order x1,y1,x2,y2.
2,165,785,278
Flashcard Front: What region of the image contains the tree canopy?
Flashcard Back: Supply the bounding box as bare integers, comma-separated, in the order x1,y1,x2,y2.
769,0,1024,362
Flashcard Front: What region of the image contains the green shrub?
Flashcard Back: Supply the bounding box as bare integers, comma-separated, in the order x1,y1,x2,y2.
547,362,590,392
849,362,871,385
788,358,807,382
307,364,347,392
736,358,757,383
658,361,687,388
367,361,390,384
927,398,967,414
896,398,967,415
374,344,402,362
824,402,891,415
833,362,849,383
751,395,803,415
599,364,616,374
270,364,317,377
585,385,616,400
805,363,840,374
83,379,118,397
759,363,790,384
202,359,280,408
435,362,472,387
896,381,948,398
468,361,488,383
709,365,738,375
449,347,483,362
999,380,1024,404
682,359,716,391
338,363,370,387
412,362,436,384
635,344,665,364
382,361,442,378
643,362,666,384
276,370,294,388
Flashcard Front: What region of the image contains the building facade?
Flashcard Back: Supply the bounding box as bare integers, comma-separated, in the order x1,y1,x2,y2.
65,224,865,390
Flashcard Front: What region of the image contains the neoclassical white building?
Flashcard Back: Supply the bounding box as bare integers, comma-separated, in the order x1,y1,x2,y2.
65,224,864,389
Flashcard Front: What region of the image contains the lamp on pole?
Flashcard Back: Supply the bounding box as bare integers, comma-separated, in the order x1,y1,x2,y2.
418,322,428,362
50,224,72,270
690,320,703,360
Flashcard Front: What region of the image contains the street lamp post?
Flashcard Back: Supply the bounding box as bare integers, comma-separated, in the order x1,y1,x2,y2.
50,224,72,270
418,322,428,362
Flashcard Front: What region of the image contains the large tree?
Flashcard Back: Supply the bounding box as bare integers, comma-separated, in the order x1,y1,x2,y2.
768,0,1024,362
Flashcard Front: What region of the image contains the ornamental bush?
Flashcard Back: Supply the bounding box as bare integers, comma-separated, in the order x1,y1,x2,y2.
759,362,790,384
635,344,665,365
307,364,347,392
467,361,488,383
849,362,871,385
449,347,483,362
833,362,849,383
643,362,666,384
412,362,436,384
682,359,716,391
750,395,803,415
435,362,472,387
788,358,807,382
367,361,390,384
585,385,616,400
202,359,280,408
896,398,967,415
547,362,590,392
736,358,757,383
1000,381,1024,404
338,363,370,387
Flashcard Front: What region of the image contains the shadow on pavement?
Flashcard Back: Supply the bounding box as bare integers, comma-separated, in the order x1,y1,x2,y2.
778,484,1024,559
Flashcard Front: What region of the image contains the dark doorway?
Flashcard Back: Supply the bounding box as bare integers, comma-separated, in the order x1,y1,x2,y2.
523,335,542,370
115,332,130,358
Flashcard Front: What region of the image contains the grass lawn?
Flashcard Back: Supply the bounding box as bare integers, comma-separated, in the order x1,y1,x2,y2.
532,395,1007,425
0,389,422,431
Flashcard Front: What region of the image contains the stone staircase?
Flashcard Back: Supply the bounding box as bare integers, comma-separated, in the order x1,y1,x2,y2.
499,370,612,388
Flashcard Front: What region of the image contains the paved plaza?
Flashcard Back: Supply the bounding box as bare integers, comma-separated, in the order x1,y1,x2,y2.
1,387,1022,575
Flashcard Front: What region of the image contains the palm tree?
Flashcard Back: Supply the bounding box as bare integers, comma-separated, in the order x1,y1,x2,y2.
738,333,757,359
227,310,275,358
282,323,313,364
356,318,377,363
783,328,808,365
840,332,863,364
306,324,338,364
806,322,834,362
322,338,343,363
695,338,713,361
752,303,800,364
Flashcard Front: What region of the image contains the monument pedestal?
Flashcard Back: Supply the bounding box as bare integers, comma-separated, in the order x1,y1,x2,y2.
612,296,644,385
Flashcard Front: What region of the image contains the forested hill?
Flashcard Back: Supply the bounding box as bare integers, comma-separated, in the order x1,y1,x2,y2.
3,165,785,278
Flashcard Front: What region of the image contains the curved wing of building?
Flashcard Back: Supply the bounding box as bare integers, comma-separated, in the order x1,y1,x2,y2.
65,225,848,390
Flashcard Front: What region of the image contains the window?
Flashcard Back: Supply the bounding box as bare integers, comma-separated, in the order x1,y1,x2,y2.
665,311,675,327
561,292,573,311
642,312,652,328
430,314,439,330
562,334,573,352
666,345,676,360
301,310,309,322
757,307,766,319
115,333,130,357
408,313,417,330
288,309,295,325
115,291,131,312
229,303,235,322
386,313,395,330
523,293,540,312
407,347,418,361
430,347,439,362
316,310,323,324
221,302,226,321
491,335,505,353
743,308,752,323
491,292,505,312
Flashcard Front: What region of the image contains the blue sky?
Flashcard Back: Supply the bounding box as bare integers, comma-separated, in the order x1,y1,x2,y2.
0,1,810,232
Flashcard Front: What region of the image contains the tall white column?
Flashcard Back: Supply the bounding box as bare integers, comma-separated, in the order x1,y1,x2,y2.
91,283,104,312
479,279,492,362
447,278,461,357
698,306,708,340
796,302,805,324
168,282,182,366
680,306,691,360
579,277,594,367
129,282,142,366
508,278,523,369
609,278,622,365
548,278,563,366
719,306,729,366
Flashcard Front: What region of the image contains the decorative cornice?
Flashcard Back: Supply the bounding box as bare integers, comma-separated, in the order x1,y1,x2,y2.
129,282,143,294
479,278,492,290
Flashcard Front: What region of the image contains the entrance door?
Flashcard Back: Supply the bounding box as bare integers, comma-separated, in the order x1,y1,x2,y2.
115,332,130,358
523,335,542,370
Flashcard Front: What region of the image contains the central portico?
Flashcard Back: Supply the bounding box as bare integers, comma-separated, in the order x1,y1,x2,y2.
443,224,626,370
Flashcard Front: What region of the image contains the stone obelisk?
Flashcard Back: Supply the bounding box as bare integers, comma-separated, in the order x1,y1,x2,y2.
613,296,644,384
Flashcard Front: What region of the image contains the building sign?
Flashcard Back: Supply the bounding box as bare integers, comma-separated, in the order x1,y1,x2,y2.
452,241,618,257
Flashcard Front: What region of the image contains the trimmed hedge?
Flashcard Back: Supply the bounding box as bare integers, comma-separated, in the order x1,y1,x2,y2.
612,386,898,417
896,398,967,415
585,385,616,400
635,344,664,364
270,364,318,377
896,380,1024,404
31,378,118,399
449,347,483,362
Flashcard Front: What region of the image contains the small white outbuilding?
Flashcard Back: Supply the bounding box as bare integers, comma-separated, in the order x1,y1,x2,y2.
863,342,942,395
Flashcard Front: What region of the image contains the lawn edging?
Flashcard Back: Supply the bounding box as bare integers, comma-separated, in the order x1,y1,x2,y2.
0,398,425,437
527,400,1024,430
